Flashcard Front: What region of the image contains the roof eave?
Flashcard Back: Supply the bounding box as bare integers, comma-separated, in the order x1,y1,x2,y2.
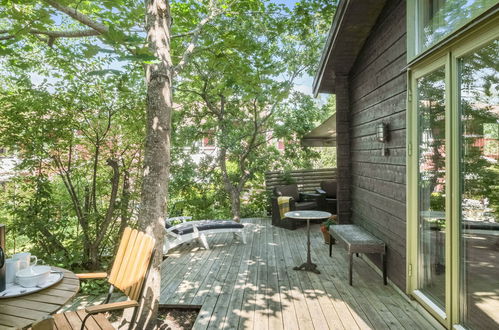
313,0,388,97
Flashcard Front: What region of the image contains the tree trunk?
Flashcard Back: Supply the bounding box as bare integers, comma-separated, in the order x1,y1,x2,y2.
229,188,241,222
133,1,173,329
218,147,242,222
87,244,100,271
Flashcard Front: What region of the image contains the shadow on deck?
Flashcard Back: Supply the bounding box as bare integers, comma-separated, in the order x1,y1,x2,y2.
160,218,442,330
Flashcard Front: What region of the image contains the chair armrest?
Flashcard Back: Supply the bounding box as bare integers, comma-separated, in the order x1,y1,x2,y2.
76,272,108,279
85,300,139,314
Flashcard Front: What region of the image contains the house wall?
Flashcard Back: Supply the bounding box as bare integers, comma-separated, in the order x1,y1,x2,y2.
336,75,352,224
347,0,407,289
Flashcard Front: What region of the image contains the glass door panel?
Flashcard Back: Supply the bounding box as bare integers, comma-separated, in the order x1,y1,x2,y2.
458,39,499,329
417,66,447,309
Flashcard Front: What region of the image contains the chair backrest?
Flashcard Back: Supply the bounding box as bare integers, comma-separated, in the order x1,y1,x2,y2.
274,184,299,201
108,227,155,301
321,180,337,198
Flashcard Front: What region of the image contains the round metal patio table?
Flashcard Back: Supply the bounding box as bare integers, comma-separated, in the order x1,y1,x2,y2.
0,267,80,329
285,210,332,274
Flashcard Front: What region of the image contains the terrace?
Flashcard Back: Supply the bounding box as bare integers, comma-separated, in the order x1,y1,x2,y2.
156,218,440,329
60,218,443,329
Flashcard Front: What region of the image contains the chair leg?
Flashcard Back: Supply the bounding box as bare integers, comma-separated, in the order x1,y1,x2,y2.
199,234,209,250
241,231,247,244
80,313,92,330
104,285,114,304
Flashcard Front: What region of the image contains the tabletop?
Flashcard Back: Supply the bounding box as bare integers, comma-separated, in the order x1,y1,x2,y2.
0,267,80,329
285,210,332,220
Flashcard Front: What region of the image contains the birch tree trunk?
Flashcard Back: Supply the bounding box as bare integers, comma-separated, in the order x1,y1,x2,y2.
133,0,173,328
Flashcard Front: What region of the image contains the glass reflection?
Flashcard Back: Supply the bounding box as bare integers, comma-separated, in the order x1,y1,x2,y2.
418,0,496,54
459,39,499,329
417,66,446,309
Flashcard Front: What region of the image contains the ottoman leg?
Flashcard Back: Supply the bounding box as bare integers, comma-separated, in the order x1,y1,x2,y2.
382,253,387,285
329,234,333,257
349,252,353,286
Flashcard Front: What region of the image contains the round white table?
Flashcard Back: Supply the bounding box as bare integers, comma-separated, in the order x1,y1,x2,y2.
285,210,332,274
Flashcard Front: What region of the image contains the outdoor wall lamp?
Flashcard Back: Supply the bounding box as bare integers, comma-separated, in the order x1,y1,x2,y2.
376,122,389,156
376,122,388,142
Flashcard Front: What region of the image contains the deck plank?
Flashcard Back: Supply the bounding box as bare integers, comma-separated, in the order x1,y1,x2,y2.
311,229,387,329
193,241,239,329
212,225,256,330
205,237,248,329
237,218,264,330
220,222,258,330
266,219,284,330
274,225,300,330
154,218,442,330
285,225,331,330
253,217,270,330
163,233,228,304
278,224,316,330
292,232,351,330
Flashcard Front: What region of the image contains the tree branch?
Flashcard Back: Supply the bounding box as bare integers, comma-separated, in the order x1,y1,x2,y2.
29,28,101,38
174,0,223,74
42,0,109,34
95,158,120,246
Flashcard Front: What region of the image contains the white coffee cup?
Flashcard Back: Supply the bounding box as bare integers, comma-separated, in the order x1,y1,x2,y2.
5,258,20,285
12,252,37,270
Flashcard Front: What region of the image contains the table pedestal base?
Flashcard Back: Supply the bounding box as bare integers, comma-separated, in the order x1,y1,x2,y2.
293,262,320,274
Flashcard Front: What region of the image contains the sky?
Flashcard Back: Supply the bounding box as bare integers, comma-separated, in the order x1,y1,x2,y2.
272,0,298,7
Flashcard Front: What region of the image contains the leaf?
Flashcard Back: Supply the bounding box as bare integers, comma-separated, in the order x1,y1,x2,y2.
82,44,100,57
87,69,122,76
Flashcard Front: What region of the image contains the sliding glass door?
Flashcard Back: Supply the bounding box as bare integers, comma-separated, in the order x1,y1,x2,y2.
457,39,499,330
417,66,447,310
408,21,498,329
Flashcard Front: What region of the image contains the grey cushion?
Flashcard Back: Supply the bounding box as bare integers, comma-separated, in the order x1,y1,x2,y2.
321,180,337,198
295,201,317,210
275,184,299,201
166,220,244,235
329,225,385,254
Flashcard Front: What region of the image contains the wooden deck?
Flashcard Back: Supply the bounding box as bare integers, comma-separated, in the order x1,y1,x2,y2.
160,218,442,330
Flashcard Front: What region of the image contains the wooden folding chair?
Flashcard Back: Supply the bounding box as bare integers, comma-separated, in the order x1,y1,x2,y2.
33,227,155,330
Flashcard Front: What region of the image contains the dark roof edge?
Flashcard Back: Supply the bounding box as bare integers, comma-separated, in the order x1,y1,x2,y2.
312,0,388,97
312,0,349,97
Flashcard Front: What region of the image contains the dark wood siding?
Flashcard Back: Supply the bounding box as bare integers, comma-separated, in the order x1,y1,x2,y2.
348,0,407,290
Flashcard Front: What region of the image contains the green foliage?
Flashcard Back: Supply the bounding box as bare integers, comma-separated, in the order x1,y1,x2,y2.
80,278,109,295
280,171,297,185
170,0,335,219
0,55,145,269
322,217,337,230
0,0,339,272
430,192,445,212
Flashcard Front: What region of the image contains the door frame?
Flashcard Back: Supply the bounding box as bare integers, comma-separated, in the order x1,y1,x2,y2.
407,53,451,326
406,15,499,329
